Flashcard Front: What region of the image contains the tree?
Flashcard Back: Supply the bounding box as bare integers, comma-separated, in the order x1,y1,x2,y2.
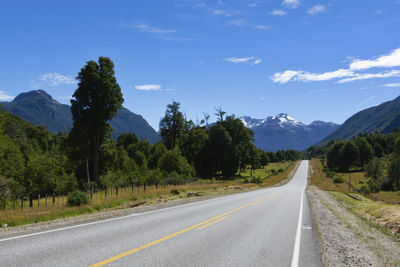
366,158,383,181
356,137,374,170
69,57,123,187
259,151,270,168
327,141,344,170
215,107,226,122
117,132,138,149
388,155,400,190
338,141,359,172
159,101,186,149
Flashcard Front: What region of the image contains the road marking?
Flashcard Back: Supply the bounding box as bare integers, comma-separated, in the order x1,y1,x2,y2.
0,188,280,243
290,188,305,267
90,190,283,267
197,215,231,230
302,226,312,230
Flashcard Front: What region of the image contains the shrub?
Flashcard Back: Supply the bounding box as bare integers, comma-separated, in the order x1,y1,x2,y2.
326,171,335,178
277,168,284,173
67,190,90,206
359,185,371,194
250,176,262,184
333,177,344,184
170,189,180,195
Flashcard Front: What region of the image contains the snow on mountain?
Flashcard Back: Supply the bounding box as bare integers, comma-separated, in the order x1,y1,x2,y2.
240,114,340,151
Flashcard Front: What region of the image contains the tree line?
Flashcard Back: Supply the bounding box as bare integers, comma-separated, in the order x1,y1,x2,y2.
309,130,400,192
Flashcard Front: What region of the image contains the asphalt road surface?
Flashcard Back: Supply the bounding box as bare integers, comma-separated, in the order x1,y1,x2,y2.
0,160,321,267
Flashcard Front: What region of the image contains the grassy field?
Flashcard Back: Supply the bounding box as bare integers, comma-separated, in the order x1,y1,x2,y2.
309,158,400,238
239,161,292,179
0,161,298,227
309,158,400,203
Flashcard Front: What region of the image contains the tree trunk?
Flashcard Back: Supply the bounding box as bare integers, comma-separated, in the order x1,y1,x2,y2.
86,157,90,190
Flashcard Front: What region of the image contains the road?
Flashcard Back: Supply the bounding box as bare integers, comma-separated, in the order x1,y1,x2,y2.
0,160,321,267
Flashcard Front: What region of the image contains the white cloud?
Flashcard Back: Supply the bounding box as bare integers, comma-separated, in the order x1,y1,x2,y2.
270,9,287,16
39,72,75,86
358,95,376,107
271,47,400,84
132,24,176,34
338,70,400,83
271,69,353,84
282,0,300,9
227,19,246,26
307,5,326,15
212,9,231,17
254,25,270,30
224,56,262,65
349,48,400,71
383,83,400,87
0,90,14,101
134,84,162,91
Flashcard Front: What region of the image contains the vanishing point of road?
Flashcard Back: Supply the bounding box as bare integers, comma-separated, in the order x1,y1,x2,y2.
0,160,321,266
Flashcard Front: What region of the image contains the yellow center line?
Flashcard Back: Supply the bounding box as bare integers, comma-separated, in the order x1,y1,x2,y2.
197,215,231,230
89,188,283,267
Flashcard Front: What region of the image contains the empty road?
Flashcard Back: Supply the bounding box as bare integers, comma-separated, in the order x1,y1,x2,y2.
0,160,321,267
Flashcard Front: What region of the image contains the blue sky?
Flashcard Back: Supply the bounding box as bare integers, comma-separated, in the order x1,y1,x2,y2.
1,0,400,130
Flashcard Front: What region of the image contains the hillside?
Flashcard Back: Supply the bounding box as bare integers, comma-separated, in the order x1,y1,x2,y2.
241,114,340,151
317,95,400,146
1,90,159,143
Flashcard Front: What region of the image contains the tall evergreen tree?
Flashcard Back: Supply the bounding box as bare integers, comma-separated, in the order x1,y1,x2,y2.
69,57,123,187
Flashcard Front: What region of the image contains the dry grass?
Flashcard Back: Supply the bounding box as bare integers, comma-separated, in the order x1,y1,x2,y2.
0,162,298,227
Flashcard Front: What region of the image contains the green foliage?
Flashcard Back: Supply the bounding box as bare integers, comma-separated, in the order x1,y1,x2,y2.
170,189,180,195
366,158,383,181
250,176,263,184
67,190,90,206
388,155,400,190
333,177,344,183
69,56,124,185
158,148,194,178
356,137,374,170
159,101,186,149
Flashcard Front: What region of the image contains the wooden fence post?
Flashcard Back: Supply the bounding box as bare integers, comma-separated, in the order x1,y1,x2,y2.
45,194,47,208
38,194,40,208
21,196,24,210
53,193,55,206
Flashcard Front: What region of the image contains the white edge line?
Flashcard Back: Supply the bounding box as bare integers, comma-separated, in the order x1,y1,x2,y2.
291,187,305,267
0,186,281,243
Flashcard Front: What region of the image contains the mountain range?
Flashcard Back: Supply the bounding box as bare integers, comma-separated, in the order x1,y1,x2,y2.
317,95,400,146
0,90,159,143
240,114,340,151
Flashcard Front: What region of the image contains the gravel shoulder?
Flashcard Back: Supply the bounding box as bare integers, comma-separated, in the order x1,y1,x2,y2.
307,185,400,267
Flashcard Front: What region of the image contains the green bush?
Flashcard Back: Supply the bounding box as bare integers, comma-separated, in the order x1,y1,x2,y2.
359,185,371,194
67,190,90,206
170,189,180,195
333,177,344,184
250,176,262,184
277,168,284,173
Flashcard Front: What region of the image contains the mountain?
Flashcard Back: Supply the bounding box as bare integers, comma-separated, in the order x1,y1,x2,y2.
240,113,340,151
317,95,400,146
0,90,159,143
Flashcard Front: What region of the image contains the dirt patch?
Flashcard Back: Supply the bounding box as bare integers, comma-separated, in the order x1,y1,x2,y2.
307,186,400,267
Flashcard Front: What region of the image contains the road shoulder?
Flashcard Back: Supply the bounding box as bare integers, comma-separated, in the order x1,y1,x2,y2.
307,185,400,267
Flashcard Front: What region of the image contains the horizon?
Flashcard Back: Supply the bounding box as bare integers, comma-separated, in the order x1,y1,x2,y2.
1,1,400,130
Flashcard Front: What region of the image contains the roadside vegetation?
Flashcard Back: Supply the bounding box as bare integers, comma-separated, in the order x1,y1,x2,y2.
0,57,303,227
309,130,400,237
0,161,298,227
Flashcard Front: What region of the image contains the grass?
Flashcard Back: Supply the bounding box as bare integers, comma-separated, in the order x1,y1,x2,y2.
0,161,299,227
309,158,400,238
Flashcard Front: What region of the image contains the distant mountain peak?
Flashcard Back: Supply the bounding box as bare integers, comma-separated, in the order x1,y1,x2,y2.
13,89,53,102
240,114,340,151
1,89,159,143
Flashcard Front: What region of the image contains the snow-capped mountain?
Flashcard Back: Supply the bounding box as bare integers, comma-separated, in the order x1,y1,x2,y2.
240,114,340,151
